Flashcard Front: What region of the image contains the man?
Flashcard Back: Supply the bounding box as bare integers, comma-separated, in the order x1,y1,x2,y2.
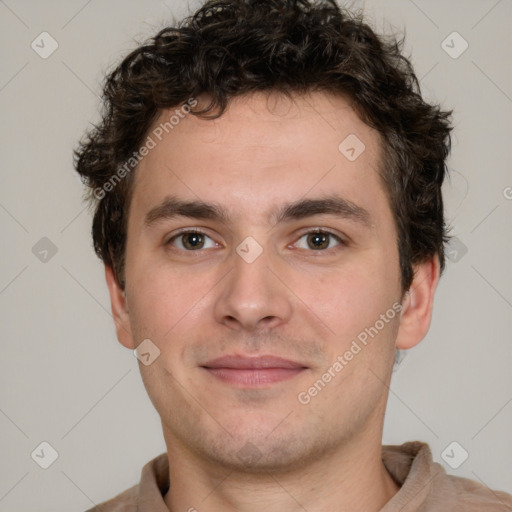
74,0,512,510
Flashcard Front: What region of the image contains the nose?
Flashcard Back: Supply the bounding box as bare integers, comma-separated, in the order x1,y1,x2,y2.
213,246,293,332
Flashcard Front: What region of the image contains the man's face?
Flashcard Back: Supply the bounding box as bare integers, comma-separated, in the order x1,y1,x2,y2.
121,92,404,471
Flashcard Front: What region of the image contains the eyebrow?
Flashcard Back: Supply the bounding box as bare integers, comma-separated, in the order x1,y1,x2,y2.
144,194,372,228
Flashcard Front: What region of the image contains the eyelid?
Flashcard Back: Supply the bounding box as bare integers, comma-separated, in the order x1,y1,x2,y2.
294,226,347,241
166,227,207,239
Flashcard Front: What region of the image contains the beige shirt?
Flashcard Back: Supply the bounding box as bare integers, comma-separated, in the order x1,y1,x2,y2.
86,441,512,511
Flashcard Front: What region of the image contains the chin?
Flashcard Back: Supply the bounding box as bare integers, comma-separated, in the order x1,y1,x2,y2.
195,424,332,475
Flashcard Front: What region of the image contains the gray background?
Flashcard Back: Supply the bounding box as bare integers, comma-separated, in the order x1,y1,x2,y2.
1,0,511,510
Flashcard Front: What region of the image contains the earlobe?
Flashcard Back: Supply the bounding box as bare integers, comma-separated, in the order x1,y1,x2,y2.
395,254,441,350
104,265,135,349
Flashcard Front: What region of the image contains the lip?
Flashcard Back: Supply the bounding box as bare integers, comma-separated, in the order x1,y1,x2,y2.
201,355,308,387
203,355,306,369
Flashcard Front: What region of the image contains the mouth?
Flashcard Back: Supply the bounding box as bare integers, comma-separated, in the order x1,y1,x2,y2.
201,354,308,388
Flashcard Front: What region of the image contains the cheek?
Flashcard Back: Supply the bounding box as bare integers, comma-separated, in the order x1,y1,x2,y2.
303,258,400,342
125,262,219,358
125,267,183,340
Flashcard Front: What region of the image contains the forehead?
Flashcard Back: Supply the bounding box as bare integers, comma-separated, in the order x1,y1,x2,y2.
131,91,389,226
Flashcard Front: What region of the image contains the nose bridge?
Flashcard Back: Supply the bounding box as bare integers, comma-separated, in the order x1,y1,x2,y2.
213,240,292,330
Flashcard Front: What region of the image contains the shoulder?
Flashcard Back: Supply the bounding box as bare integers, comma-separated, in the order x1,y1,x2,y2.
382,442,512,511
84,483,139,512
441,473,512,511
82,452,169,512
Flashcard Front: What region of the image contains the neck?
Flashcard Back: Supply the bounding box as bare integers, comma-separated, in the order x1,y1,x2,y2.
163,428,400,512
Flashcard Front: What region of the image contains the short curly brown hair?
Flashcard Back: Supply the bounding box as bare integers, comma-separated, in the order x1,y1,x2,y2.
74,0,452,292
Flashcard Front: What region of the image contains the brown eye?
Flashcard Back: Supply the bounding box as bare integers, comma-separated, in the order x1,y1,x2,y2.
295,230,343,251
168,231,216,251
182,233,205,250
307,232,330,250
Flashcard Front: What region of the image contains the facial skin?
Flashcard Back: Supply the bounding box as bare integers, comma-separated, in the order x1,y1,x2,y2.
106,91,440,512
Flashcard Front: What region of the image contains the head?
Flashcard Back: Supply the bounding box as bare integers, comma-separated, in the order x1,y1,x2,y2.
74,0,452,473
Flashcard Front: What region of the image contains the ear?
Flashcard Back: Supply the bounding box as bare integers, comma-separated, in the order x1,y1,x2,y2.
105,265,135,349
395,254,441,350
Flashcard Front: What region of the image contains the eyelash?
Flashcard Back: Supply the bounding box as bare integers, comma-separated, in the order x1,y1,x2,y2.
165,228,346,253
